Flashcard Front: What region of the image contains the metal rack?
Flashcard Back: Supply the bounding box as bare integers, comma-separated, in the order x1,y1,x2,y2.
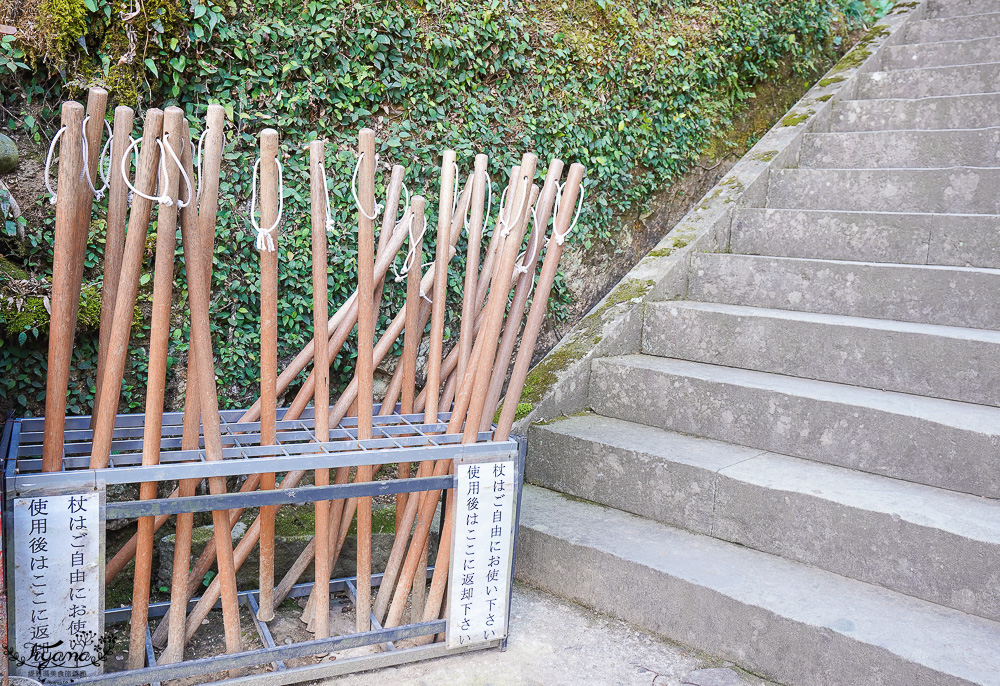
0,406,525,686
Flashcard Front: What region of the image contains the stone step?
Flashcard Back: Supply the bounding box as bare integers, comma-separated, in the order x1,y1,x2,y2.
588,354,1000,498
798,129,1000,168
859,63,1000,99
767,168,1000,215
906,11,1000,43
927,0,1000,19
688,252,1000,329
885,36,1000,70
730,208,1000,268
517,484,1000,686
528,415,1000,623
642,300,1000,406
831,93,1000,131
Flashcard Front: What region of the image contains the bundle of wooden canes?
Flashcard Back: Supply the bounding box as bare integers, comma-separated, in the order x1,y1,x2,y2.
41,92,585,664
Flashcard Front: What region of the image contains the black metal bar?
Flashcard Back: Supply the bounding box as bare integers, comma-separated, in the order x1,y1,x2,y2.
245,592,286,671
106,475,455,519
64,621,446,686
502,433,527,652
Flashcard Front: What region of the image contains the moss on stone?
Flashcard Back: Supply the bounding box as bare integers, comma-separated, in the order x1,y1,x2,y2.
34,0,87,66
781,110,813,127
646,247,673,259
816,94,834,102
5,297,48,335
520,278,654,409
818,75,846,87
274,504,316,538
513,402,534,421
0,254,27,280
751,150,778,162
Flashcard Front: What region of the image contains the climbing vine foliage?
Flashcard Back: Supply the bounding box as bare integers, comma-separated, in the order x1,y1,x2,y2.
0,0,883,415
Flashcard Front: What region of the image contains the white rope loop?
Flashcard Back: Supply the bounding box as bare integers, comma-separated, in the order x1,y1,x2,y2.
552,180,586,246
497,174,530,239
419,261,434,304
249,155,284,252
195,128,209,204
44,126,67,205
120,136,174,206
450,161,460,218
89,119,114,201
351,152,383,221
162,131,194,209
391,209,425,283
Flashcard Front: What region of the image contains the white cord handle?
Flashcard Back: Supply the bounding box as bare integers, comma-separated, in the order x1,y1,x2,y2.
391,210,425,283
195,128,209,204
351,152,382,221
44,126,67,205
86,118,114,201
120,137,174,206
552,181,586,245
249,155,284,251
162,132,193,209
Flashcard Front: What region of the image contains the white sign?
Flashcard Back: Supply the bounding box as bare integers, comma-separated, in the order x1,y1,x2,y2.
446,458,516,648
12,490,104,682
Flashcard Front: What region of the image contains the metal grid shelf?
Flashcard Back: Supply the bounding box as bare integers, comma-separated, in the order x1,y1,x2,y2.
0,407,525,686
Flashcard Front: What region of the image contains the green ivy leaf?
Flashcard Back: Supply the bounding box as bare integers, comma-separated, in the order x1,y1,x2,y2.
144,58,158,77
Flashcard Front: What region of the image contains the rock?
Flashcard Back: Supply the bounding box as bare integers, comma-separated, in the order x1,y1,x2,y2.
682,667,748,686
0,134,16,175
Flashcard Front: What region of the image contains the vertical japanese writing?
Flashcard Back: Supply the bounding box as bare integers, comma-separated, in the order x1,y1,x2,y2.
14,490,103,680
447,459,516,648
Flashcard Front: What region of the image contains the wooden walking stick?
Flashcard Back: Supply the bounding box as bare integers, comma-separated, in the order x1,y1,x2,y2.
461,168,537,440
413,153,455,619
413,486,454,645
302,163,406,634
111,104,223,602
290,195,472,621
152,218,412,646
381,161,538,630
89,107,164,469
396,196,424,526
457,155,489,397
256,128,281,623
424,151,456,423
128,106,186,670
184,183,464,631
185,146,244,664
294,199,424,626
122,189,418,601
160,112,218,666
92,105,135,429
480,159,563,431
42,100,85,471
412,165,561,637
42,88,106,467
475,167,519,313
355,128,377,633
496,164,585,440
75,87,108,418
309,139,332,638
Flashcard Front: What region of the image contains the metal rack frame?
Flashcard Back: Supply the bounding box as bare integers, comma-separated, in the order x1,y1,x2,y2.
0,406,525,686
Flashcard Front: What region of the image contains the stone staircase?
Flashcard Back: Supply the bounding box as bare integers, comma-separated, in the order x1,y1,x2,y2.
515,2,1000,685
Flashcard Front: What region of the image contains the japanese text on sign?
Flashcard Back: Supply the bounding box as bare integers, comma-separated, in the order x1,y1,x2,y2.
13,490,104,681
447,459,516,648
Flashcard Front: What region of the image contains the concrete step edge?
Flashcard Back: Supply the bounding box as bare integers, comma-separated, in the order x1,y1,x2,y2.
594,354,1000,434
531,414,1000,544
647,299,1000,342
517,484,1000,686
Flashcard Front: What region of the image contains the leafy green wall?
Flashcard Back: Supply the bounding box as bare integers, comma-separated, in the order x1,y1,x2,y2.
0,0,885,416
